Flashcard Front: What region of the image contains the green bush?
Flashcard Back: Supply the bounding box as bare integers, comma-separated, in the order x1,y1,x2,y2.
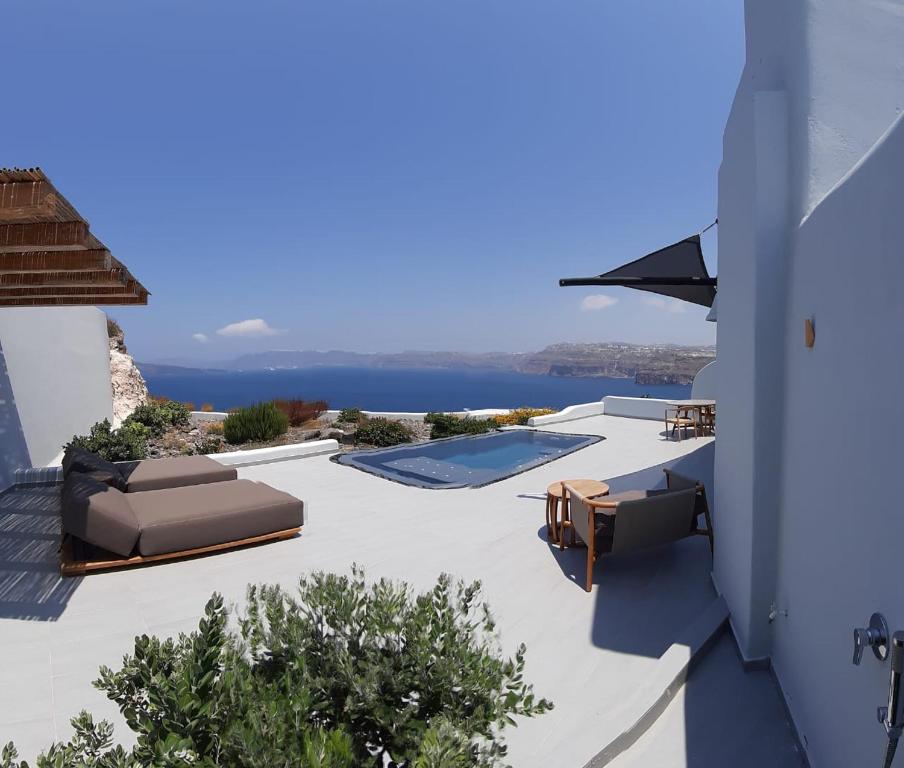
65,419,148,461
223,402,289,444
425,412,498,439
336,407,364,424
105,316,121,339
355,417,413,447
0,570,551,768
125,399,190,436
195,436,223,455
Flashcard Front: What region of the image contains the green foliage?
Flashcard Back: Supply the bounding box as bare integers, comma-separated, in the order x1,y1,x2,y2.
354,417,413,447
194,436,223,455
493,408,556,427
105,316,122,340
425,412,498,439
1,571,551,768
65,419,148,462
125,400,190,437
238,570,552,765
272,398,329,427
223,402,289,444
336,407,364,424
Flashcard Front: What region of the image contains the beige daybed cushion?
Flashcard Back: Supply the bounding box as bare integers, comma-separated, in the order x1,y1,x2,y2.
126,479,304,556
122,455,237,492
61,474,141,557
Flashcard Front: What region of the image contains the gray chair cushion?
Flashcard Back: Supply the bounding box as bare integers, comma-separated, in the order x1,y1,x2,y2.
664,470,699,491
610,487,698,554
61,473,141,557
127,479,303,557
121,456,237,492
61,447,127,491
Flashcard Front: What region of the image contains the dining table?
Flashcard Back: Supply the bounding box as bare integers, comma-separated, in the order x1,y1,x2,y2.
666,399,716,436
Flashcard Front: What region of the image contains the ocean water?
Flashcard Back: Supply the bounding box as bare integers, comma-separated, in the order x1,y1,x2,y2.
141,366,691,412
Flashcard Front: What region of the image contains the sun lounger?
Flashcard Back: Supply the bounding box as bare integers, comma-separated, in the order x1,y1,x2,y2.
59,472,303,575
63,446,237,492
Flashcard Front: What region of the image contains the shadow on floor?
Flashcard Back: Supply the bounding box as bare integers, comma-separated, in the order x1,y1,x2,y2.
0,485,80,620
606,632,807,768
537,441,804,765
537,442,717,658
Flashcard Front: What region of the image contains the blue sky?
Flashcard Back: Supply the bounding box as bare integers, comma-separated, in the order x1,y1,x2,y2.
5,1,742,363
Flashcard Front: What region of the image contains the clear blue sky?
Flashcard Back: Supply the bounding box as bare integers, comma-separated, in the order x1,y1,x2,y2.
5,0,742,363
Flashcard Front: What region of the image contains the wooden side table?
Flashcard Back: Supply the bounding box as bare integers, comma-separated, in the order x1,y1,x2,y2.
546,479,610,546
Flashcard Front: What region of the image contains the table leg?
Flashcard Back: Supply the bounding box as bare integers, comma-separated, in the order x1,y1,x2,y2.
546,494,559,544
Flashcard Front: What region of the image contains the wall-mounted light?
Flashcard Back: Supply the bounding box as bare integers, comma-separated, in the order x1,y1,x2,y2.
804,317,815,348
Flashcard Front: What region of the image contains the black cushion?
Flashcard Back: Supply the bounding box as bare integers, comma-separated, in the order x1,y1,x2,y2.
61,447,127,491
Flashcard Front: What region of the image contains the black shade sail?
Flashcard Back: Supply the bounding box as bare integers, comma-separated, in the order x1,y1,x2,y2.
559,233,717,308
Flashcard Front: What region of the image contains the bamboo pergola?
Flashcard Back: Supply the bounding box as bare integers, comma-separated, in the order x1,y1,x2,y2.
0,168,149,306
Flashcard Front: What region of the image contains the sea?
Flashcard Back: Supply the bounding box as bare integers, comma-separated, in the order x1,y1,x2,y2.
140,366,690,413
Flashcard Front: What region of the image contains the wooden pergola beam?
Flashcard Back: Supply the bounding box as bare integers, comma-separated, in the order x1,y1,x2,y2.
0,269,126,287
0,249,115,272
0,285,142,298
0,221,90,251
0,293,148,307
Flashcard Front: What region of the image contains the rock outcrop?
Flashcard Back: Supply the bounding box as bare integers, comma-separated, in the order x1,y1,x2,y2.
109,322,149,426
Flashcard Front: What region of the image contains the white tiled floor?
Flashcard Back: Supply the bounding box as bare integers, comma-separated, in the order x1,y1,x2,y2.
0,417,793,766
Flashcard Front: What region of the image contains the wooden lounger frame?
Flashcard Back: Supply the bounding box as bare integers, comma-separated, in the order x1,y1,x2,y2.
60,527,302,577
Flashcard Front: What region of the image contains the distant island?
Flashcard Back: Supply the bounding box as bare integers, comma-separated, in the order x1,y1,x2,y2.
141,342,714,386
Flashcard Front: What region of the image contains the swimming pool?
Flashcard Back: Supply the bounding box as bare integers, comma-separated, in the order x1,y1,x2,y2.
335,429,603,488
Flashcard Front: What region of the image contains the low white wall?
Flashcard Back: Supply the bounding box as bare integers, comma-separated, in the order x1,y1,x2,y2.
323,408,512,422
208,439,339,468
527,401,605,426
601,396,673,421
0,308,113,490
190,411,229,422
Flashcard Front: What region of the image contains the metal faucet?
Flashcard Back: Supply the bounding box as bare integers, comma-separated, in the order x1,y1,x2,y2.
854,613,890,665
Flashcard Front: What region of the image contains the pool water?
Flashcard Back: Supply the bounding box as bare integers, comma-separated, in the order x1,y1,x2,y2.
336,429,603,488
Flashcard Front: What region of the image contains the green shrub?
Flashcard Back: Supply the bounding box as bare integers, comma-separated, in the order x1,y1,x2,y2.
195,436,223,455
65,419,148,461
223,402,289,444
273,398,329,427
336,407,364,424
355,417,413,447
425,412,498,439
0,570,551,767
105,316,121,339
125,399,190,436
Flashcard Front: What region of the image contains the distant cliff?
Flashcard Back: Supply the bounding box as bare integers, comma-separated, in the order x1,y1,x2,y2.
516,343,714,385
141,342,714,386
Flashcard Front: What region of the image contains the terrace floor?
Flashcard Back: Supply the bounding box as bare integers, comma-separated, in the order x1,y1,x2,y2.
0,415,802,766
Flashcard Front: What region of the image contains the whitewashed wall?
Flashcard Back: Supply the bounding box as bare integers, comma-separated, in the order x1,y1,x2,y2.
0,308,113,490
770,114,904,768
715,1,904,765
689,360,716,400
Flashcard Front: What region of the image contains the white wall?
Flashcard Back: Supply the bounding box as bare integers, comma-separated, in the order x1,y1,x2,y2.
716,1,904,764
0,308,113,489
770,113,904,768
690,360,716,400
600,396,675,422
